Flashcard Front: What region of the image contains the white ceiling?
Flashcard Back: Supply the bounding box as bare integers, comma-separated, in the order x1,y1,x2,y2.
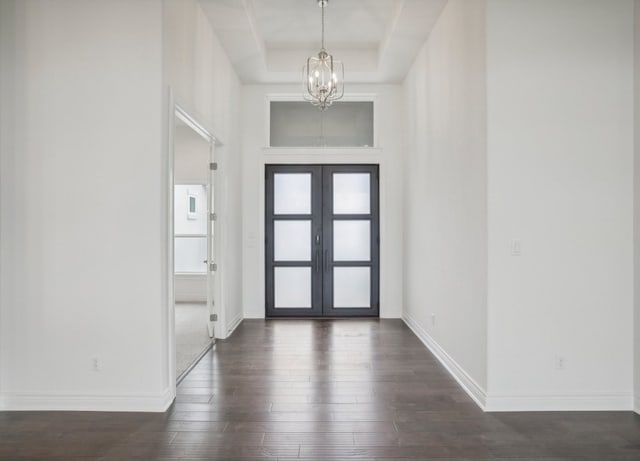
199,0,447,84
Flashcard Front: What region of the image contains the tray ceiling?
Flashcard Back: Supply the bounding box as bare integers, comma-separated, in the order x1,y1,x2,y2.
199,0,447,84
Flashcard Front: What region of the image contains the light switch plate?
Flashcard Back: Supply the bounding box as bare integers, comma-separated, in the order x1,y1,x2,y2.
511,240,522,256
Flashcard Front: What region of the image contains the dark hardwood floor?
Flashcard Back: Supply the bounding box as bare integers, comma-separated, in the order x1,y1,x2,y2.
1,319,639,460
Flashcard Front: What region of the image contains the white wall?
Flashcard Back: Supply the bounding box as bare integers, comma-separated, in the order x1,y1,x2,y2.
0,0,16,400
0,0,243,412
241,84,404,319
486,0,635,411
174,185,207,236
173,184,207,302
402,0,488,405
164,0,243,337
174,275,207,303
634,0,640,415
173,127,209,303
174,125,209,184
0,0,168,411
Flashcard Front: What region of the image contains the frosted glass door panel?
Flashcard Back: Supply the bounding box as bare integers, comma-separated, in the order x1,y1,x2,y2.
274,267,312,308
333,221,370,261
175,237,207,273
333,173,370,214
274,220,311,261
274,173,311,214
333,267,370,308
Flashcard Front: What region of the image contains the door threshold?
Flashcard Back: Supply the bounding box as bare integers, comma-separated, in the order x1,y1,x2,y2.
176,340,214,385
265,316,380,320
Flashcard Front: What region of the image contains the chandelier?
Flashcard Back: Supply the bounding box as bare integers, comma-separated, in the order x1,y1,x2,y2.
303,0,344,110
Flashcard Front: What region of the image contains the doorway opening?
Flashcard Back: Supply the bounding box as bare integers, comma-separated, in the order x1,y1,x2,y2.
265,164,379,317
171,106,218,382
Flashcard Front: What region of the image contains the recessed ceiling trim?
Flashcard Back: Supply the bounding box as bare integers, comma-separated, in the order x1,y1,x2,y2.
243,0,267,69
199,0,449,84
377,0,405,66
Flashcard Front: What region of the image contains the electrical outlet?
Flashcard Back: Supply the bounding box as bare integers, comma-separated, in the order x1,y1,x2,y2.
92,357,100,372
555,356,565,370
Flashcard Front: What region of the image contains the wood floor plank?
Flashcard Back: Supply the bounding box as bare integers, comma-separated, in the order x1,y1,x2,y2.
0,319,639,459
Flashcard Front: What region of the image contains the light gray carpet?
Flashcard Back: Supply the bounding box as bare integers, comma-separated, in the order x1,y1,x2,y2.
175,303,212,379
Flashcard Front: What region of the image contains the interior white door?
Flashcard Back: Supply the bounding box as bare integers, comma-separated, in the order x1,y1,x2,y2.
206,144,216,338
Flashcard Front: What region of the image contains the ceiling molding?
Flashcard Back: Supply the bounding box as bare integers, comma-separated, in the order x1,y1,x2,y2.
199,0,448,84
378,0,406,66
242,0,266,69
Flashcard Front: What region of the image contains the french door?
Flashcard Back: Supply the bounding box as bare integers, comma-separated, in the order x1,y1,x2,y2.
265,164,379,317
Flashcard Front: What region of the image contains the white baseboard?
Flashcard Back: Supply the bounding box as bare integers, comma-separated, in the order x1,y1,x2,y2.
0,387,173,412
485,393,633,412
403,314,635,413
226,312,243,338
402,313,487,410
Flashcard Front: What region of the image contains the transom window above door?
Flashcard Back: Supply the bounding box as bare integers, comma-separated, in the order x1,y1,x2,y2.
269,101,374,148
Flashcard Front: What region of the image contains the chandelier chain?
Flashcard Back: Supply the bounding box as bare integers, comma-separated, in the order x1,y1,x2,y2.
321,2,325,50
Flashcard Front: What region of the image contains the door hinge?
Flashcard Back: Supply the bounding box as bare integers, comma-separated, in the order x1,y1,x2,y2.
210,212,217,221
209,162,218,171
210,313,218,322
209,263,218,272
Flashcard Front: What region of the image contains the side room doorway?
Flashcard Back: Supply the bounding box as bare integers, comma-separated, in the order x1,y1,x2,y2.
172,107,218,381
265,164,379,317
